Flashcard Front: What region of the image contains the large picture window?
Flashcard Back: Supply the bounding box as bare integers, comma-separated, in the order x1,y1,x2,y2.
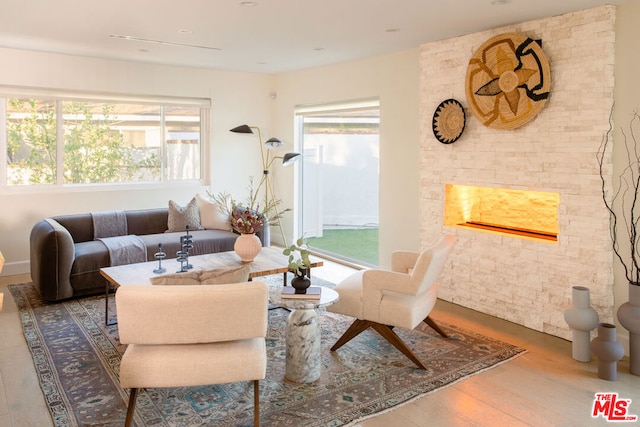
295,98,380,267
2,91,208,187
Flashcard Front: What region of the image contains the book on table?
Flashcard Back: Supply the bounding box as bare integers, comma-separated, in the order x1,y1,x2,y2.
281,286,322,299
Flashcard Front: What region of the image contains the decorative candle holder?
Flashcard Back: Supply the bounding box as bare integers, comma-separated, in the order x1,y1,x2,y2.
181,225,193,270
176,249,189,273
153,243,166,274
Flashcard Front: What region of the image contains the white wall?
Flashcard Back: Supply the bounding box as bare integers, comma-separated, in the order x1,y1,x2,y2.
273,49,421,262
0,48,273,275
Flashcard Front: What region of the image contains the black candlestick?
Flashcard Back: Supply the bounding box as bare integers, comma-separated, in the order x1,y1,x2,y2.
181,225,193,269
153,243,166,274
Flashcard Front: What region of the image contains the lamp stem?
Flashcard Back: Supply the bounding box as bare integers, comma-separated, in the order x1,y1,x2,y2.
245,126,288,245
265,169,287,245
251,126,268,175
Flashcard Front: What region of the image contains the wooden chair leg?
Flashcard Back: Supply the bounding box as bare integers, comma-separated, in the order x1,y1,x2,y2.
254,380,260,427
330,319,371,351
423,315,449,338
332,318,430,369
124,388,138,427
370,323,428,370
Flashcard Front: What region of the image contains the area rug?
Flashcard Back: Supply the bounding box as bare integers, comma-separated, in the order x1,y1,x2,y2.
10,279,525,427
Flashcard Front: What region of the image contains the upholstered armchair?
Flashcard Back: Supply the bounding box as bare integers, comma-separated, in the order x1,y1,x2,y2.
116,282,269,427
328,234,456,369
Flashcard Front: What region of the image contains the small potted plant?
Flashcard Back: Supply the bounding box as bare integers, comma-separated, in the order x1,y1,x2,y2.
283,237,311,293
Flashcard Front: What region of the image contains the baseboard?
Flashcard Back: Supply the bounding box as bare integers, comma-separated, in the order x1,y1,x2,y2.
0,260,30,277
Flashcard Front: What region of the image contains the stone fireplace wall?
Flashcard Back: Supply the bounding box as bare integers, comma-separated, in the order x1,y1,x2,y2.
419,5,615,339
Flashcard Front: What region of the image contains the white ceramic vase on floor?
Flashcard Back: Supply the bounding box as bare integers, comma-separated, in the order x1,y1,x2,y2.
564,286,599,362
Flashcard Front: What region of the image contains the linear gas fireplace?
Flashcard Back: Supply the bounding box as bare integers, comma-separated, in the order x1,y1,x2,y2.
444,184,560,242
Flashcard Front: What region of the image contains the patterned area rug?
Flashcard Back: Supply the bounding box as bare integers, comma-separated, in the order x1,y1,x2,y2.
10,278,525,427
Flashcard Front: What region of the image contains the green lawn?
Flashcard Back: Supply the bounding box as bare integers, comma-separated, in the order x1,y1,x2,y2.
306,228,378,266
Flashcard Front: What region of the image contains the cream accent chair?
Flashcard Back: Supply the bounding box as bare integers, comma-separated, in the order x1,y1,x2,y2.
116,282,269,427
328,234,456,369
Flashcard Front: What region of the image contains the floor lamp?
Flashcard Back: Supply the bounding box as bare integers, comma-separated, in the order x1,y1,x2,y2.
230,125,301,245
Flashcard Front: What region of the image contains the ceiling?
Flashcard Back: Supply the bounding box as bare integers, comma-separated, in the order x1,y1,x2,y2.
0,0,623,74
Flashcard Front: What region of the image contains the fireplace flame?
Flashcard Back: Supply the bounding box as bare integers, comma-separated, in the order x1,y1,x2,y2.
445,184,560,241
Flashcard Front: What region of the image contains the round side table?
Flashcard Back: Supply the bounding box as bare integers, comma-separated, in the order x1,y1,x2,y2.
270,287,339,383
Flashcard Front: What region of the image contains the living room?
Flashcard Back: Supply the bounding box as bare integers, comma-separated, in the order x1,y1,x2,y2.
1,1,639,425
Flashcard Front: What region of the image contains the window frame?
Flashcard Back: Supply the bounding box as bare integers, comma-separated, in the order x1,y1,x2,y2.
0,86,210,193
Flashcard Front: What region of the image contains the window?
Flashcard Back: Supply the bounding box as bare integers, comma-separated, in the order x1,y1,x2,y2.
295,99,380,267
2,90,208,187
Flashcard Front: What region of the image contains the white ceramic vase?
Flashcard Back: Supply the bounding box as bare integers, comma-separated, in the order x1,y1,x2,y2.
234,233,262,262
564,286,599,362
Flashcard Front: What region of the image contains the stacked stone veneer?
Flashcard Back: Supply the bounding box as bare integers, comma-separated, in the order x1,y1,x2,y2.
419,5,615,339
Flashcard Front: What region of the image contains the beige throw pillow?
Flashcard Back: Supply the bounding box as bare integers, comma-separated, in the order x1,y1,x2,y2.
150,271,201,286
167,198,203,232
195,193,231,231
150,265,251,286
200,264,250,284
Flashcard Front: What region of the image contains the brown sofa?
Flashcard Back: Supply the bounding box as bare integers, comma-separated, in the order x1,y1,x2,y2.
29,208,269,301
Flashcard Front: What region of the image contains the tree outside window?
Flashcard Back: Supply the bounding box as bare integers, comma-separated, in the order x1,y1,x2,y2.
6,99,57,185
5,97,202,186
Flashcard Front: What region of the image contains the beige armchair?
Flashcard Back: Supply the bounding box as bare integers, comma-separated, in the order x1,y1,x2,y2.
115,282,269,427
328,234,456,369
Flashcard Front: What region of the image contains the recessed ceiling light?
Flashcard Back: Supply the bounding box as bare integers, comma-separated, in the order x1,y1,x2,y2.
240,1,257,6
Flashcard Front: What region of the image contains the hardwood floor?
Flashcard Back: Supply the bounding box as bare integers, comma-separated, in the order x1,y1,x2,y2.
0,263,637,426
0,273,52,427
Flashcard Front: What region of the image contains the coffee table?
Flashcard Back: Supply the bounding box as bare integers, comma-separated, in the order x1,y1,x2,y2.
100,246,323,325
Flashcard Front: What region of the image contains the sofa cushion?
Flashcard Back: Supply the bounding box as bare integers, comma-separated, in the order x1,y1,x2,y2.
52,213,95,242
126,208,169,235
150,265,250,286
139,230,238,261
167,198,204,232
71,240,111,292
196,193,231,231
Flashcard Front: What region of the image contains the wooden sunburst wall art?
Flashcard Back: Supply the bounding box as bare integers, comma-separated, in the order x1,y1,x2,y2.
465,32,551,130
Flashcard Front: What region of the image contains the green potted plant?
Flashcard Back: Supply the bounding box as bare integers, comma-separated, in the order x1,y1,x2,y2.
283,237,312,293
